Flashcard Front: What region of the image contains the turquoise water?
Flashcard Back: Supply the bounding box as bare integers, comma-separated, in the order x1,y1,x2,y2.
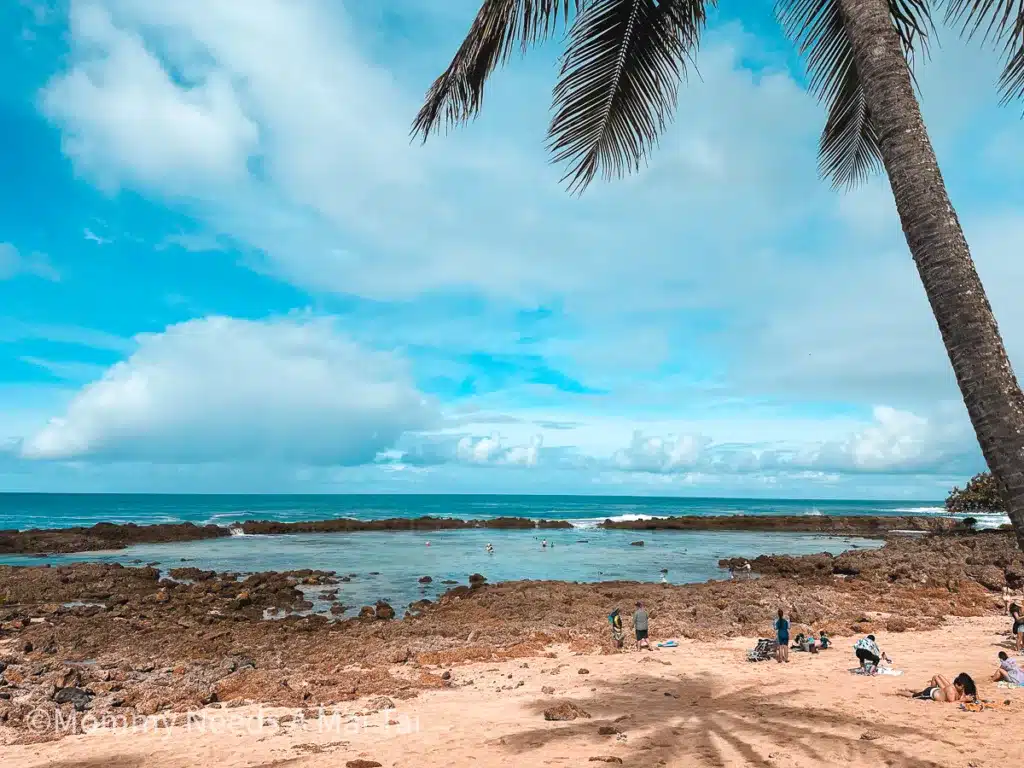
0,526,881,616
1,493,975,615
0,493,953,531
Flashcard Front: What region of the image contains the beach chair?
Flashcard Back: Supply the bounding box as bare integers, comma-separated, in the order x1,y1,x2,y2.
747,638,777,662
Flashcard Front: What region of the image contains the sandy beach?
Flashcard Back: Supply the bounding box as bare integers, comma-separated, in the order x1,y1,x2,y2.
3,614,1021,768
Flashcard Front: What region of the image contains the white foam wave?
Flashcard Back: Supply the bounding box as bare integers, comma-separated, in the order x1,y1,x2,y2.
889,506,946,514
569,513,668,529
228,526,247,537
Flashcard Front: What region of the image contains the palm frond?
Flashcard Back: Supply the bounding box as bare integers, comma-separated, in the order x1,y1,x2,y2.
547,0,710,194
412,0,579,141
946,0,1024,103
778,0,933,188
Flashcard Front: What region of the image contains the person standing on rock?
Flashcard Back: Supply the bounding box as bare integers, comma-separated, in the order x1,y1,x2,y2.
633,601,650,651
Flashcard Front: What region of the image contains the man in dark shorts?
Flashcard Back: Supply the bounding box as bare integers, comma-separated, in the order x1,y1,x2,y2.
1011,603,1024,653
633,601,650,650
854,634,890,673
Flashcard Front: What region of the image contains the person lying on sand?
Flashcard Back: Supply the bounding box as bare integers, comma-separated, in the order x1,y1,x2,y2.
853,635,890,674
992,651,1024,685
904,673,977,703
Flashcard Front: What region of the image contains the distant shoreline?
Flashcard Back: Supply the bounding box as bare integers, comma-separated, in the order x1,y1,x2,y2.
0,513,977,555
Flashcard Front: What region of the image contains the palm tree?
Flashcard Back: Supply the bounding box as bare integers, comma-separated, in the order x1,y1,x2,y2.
411,0,1024,549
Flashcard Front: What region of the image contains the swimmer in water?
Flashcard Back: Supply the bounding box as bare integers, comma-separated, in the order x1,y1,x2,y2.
542,539,547,548
486,543,494,554
426,541,431,547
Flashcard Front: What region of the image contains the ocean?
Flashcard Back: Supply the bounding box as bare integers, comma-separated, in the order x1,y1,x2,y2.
0,494,1000,617
0,493,958,531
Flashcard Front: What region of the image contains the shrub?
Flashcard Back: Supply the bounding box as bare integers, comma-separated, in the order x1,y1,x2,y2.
945,472,1008,513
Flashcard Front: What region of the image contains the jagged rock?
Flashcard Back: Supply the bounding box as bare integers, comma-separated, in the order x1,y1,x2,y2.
54,686,93,711
346,761,382,768
542,686,555,694
588,758,623,764
598,725,621,735
578,668,590,675
418,576,432,584
544,702,591,721
374,601,395,620
367,696,395,711
630,541,644,547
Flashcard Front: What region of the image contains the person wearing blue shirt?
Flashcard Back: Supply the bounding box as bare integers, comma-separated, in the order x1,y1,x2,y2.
774,608,790,664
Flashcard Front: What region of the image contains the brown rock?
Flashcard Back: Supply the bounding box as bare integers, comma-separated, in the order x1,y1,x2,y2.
630,541,644,546
374,601,395,620
346,761,383,768
541,686,555,695
598,725,620,735
367,696,395,711
589,758,623,764
418,576,432,583
578,668,590,675
543,702,591,721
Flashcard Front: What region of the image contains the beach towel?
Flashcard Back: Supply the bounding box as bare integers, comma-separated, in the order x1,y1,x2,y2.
996,681,1024,689
849,666,903,677
960,699,1010,712
657,640,678,648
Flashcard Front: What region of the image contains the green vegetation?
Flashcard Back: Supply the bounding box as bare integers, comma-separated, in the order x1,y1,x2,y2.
946,472,1009,514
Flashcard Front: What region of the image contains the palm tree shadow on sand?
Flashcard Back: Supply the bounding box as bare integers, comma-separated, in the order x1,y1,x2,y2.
499,672,954,767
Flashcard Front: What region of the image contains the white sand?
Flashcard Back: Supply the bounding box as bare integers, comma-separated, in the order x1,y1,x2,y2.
5,614,1022,767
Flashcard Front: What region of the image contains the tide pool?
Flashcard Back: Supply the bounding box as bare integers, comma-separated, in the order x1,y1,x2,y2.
0,527,881,617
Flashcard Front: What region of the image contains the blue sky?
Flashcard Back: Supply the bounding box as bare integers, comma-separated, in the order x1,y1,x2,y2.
0,0,1021,497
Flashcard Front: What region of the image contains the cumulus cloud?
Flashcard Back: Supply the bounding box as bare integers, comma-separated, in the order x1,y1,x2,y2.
40,2,258,193
601,406,980,478
0,243,59,282
21,316,436,464
396,431,544,468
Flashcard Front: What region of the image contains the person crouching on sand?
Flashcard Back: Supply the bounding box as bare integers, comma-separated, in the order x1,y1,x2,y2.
774,609,790,664
854,634,890,674
633,601,650,650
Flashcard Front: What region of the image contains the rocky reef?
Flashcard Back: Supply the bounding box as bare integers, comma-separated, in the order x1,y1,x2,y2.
0,522,228,556
599,514,967,535
0,530,1018,743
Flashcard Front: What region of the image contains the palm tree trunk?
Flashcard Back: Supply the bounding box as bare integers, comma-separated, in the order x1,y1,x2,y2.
838,0,1024,549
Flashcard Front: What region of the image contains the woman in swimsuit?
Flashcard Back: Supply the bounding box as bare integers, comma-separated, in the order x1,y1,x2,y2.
1011,603,1024,653
908,673,977,703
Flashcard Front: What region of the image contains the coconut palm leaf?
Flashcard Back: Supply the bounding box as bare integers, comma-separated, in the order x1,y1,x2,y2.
778,0,933,188
946,0,1024,102
411,0,579,140
547,0,710,194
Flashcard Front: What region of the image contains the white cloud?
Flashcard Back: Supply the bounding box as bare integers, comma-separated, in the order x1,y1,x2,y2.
23,1,1021,498
41,2,258,194
0,243,59,282
21,315,436,464
612,431,712,473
